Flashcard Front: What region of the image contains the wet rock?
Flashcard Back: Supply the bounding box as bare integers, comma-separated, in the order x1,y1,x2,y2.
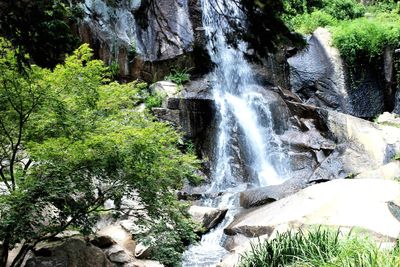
239,177,308,208
79,0,199,80
54,230,81,239
179,180,210,201
289,28,387,118
182,77,213,99
26,238,113,267
394,89,400,115
188,206,228,233
250,50,291,89
226,179,400,239
280,129,336,151
288,28,347,111
152,108,181,126
81,0,193,62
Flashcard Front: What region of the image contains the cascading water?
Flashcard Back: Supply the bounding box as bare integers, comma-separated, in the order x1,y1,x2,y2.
182,0,287,265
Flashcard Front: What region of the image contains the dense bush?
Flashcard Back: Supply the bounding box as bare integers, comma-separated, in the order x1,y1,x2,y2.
284,0,400,68
239,228,400,267
289,10,338,34
321,0,365,20
284,0,365,33
332,13,400,64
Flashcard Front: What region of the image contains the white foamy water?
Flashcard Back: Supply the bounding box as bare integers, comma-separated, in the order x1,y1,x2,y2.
182,0,287,265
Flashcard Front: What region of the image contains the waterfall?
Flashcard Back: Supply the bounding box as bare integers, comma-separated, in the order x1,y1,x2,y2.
182,0,287,265
203,0,285,190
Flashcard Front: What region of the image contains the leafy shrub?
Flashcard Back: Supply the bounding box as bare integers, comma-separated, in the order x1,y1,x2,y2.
128,40,137,61
284,0,364,33
332,13,400,64
239,228,400,267
109,60,120,79
290,10,337,34
322,0,365,20
145,94,164,109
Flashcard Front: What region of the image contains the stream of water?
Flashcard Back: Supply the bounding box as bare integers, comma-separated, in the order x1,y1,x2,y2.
182,0,287,266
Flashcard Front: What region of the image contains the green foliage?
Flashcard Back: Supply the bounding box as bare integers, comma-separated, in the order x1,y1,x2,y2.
145,94,164,109
128,41,137,61
109,60,120,80
239,228,340,267
139,202,199,266
283,0,322,15
0,0,82,68
0,41,199,266
164,68,191,86
284,0,400,67
284,0,364,33
239,228,400,267
332,13,400,64
290,10,337,34
321,0,365,20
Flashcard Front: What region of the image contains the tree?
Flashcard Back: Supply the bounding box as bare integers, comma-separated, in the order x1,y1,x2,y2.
0,0,83,68
0,41,200,267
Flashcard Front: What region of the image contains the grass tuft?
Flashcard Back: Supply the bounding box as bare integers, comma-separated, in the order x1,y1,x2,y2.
239,227,400,267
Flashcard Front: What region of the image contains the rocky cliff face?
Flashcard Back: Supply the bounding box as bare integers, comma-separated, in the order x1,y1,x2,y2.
289,27,399,118
79,0,209,81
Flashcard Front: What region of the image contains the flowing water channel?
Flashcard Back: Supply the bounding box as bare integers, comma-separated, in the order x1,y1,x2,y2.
182,0,287,265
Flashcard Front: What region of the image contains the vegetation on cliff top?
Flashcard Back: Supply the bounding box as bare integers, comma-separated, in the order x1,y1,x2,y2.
283,0,400,65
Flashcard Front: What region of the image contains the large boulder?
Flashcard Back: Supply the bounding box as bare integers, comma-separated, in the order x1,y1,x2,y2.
221,179,400,266
318,108,400,165
355,161,400,180
26,238,113,267
104,244,133,264
285,101,400,182
239,177,307,208
225,179,400,239
288,28,347,112
96,224,136,255
288,27,388,118
150,81,180,98
188,206,228,233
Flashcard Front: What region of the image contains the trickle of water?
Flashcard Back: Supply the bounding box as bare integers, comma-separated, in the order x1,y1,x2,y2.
182,0,287,265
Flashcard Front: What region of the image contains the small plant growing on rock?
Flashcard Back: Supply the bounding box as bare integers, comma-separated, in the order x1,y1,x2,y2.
164,68,191,86
109,60,120,79
145,93,164,109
